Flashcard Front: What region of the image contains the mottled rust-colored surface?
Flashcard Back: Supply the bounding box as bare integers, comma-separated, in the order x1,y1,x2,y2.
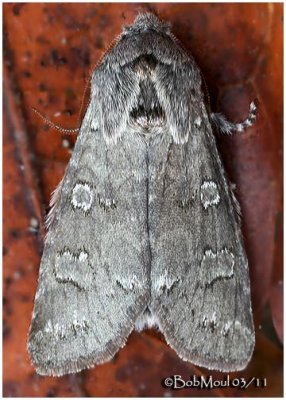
3,3,283,397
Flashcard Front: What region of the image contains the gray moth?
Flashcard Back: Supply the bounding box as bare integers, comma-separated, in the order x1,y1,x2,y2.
28,12,256,376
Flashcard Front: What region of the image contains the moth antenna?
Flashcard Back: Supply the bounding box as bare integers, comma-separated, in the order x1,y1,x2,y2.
77,80,91,125
211,99,258,135
32,107,79,134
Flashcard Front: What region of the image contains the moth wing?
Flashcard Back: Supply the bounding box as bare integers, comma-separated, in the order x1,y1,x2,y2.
28,103,150,376
149,102,255,371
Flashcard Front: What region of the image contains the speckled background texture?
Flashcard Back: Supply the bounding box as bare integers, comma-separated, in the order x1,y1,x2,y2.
3,3,283,397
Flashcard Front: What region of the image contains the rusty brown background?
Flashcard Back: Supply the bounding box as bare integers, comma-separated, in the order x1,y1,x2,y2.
3,3,283,397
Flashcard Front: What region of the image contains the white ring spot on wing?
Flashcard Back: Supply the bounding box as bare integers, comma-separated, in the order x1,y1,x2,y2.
71,182,93,212
200,180,220,209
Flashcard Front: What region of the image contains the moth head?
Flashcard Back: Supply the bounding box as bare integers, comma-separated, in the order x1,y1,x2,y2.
123,12,171,36
97,12,189,69
122,13,171,35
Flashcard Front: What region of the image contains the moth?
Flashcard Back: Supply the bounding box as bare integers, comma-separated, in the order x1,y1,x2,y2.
28,13,256,376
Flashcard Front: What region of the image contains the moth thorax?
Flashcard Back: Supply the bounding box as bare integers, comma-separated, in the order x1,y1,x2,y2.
129,54,166,135
133,53,157,76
